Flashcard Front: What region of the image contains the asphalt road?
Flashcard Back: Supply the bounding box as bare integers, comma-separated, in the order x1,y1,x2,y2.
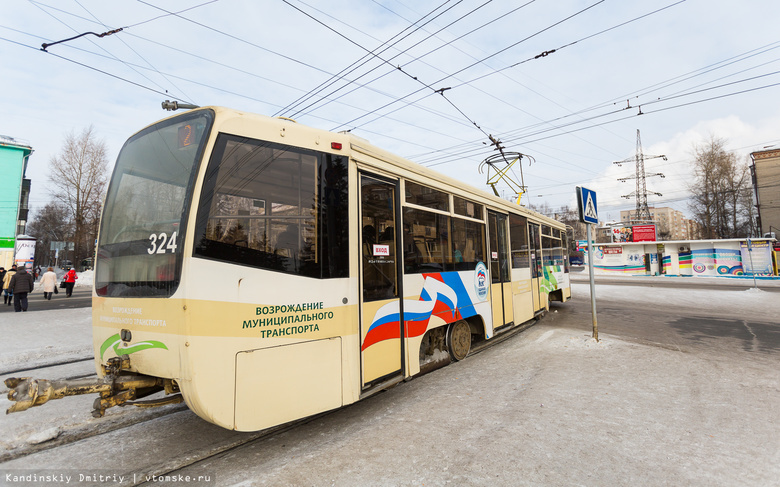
0,287,92,313
570,266,780,292
554,282,780,356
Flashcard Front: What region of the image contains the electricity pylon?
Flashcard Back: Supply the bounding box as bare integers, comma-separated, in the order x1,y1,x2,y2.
613,129,666,222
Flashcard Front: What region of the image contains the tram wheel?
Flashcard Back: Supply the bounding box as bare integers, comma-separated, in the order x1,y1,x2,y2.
446,320,471,361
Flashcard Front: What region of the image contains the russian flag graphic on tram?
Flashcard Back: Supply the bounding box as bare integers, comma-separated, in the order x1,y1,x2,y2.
362,271,479,351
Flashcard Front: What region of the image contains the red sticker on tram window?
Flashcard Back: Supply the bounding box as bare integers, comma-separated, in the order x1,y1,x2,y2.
373,245,390,257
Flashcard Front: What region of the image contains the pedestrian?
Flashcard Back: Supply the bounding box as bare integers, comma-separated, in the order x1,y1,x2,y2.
41,266,58,300
0,267,5,291
8,266,34,312
64,267,78,297
3,265,16,306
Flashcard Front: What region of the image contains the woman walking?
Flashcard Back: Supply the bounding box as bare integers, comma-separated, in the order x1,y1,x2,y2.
64,267,78,297
41,266,57,300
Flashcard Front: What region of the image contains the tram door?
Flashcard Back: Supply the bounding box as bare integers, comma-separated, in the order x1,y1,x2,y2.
529,223,543,311
488,211,513,328
359,174,403,389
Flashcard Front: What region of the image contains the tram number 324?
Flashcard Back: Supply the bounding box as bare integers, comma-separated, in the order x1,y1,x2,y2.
147,232,178,254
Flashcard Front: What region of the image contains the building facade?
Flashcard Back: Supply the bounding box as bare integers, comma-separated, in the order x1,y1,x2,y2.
586,238,777,277
750,148,780,237
0,135,33,268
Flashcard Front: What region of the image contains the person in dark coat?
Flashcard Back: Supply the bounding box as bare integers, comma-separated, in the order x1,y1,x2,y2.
0,267,5,302
9,267,35,312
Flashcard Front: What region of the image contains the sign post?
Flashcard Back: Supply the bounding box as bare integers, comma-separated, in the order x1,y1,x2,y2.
576,186,599,341
746,238,758,290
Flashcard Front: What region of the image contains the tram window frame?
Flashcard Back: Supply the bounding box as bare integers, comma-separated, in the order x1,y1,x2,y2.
508,214,530,269
402,207,450,274
450,217,486,271
453,195,483,220
193,134,349,279
405,180,449,211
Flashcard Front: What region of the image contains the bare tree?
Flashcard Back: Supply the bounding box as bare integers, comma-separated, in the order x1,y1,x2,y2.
688,136,752,239
48,126,108,264
26,203,73,266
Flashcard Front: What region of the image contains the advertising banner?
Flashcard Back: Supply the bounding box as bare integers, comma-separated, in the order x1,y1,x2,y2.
14,235,36,270
612,226,632,243
740,240,773,275
632,224,657,242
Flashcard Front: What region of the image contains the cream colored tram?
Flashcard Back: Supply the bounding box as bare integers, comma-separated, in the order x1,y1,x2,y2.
83,107,570,431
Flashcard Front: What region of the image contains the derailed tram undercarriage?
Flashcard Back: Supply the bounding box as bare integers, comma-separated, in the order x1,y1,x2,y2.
5,356,182,417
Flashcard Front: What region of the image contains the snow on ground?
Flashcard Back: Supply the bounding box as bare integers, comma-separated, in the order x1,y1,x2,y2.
1,274,778,480
571,282,780,321
0,308,93,373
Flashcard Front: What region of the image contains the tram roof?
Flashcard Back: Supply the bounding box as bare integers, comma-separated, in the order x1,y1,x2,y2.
141,106,565,229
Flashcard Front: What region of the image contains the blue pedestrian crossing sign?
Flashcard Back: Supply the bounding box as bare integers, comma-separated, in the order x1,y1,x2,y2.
576,186,599,224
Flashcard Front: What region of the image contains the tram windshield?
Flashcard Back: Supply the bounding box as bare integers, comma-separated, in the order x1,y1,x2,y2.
95,110,214,297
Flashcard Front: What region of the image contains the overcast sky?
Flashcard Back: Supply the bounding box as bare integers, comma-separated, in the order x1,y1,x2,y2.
2,0,779,222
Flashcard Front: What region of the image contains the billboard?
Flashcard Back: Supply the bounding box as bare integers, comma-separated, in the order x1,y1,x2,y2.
14,235,36,270
740,240,773,275
632,224,657,242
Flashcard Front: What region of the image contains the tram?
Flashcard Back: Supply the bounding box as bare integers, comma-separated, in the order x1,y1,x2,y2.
6,107,570,431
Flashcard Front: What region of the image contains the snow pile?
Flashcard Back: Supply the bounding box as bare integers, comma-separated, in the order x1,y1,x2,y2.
75,270,93,288
33,270,94,291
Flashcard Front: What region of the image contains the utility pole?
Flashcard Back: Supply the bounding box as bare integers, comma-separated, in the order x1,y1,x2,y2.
614,129,667,223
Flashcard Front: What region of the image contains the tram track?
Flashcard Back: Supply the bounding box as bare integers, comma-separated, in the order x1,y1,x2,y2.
129,315,548,486
2,315,549,482
0,356,94,377
0,396,188,463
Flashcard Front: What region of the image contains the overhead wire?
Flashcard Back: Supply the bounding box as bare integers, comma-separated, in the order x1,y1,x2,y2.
73,0,196,104
29,0,182,99
287,0,537,123
1,36,186,101
329,0,608,133
280,0,497,141
275,0,469,118
10,0,774,208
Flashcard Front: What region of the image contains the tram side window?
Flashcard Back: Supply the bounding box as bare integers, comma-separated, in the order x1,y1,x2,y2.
542,236,564,267
453,195,483,220
406,181,449,211
194,134,348,278
402,208,450,273
450,218,486,271
508,214,530,268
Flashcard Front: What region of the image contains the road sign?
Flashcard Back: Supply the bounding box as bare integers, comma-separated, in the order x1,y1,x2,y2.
576,186,599,224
